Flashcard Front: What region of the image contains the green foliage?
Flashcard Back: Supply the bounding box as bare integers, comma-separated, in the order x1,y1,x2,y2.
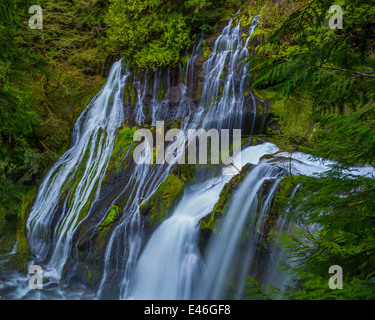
0,0,45,218
0,0,109,258
247,0,375,113
310,108,375,167
105,0,229,69
243,0,375,300
244,166,375,300
265,90,312,144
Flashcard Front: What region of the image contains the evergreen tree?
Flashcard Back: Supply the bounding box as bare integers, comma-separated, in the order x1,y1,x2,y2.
244,0,375,300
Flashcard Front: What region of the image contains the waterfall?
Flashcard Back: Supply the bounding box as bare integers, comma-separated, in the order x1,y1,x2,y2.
26,60,128,279
96,41,205,299
1,14,303,300
195,15,260,130
196,163,283,299
126,143,280,300
259,186,299,294
127,177,229,300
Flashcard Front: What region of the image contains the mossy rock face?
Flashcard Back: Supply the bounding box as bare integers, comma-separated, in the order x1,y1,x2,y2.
259,150,302,164
139,174,185,230
102,124,139,185
98,205,121,235
4,188,38,274
257,175,298,252
241,137,265,150
173,164,196,182
200,163,255,233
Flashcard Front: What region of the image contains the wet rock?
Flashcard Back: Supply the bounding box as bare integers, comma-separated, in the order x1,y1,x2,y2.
199,162,254,237
167,84,184,103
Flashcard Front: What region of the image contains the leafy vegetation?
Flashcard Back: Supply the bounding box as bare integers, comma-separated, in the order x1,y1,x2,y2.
0,0,110,266
1,0,374,300
243,0,375,300
105,0,229,70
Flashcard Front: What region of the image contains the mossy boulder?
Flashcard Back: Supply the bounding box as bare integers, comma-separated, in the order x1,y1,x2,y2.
139,174,185,230
200,163,255,233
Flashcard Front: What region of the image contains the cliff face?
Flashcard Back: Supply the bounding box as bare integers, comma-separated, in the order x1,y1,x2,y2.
0,1,302,279
52,16,271,289
11,6,284,294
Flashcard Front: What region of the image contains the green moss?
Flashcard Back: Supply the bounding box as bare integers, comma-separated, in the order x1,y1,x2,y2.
104,124,139,177
124,82,132,106
240,136,256,148
139,174,185,228
200,163,254,232
74,179,99,229
131,86,137,107
172,118,182,129
175,164,196,182
273,176,298,208
253,88,279,101
201,39,211,60
86,268,93,284
102,123,145,185
195,78,202,100
8,188,38,274
98,205,121,234
67,178,80,208
113,127,136,168
157,78,167,101
181,54,191,68
257,101,264,115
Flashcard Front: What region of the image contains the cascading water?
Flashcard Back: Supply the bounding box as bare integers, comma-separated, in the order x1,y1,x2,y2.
196,153,283,299
0,14,339,301
195,15,260,130
27,60,128,279
96,40,205,300
127,177,229,300
97,16,264,299
126,142,281,300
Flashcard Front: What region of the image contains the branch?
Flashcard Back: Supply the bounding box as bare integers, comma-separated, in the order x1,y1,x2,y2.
249,55,375,78
320,66,375,79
